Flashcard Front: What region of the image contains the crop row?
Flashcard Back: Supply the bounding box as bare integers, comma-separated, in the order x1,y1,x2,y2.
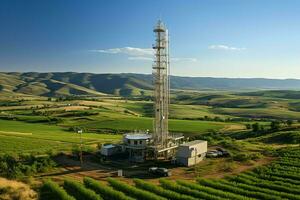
39,147,300,200
40,175,300,200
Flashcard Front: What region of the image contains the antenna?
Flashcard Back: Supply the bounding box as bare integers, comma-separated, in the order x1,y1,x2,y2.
77,129,83,167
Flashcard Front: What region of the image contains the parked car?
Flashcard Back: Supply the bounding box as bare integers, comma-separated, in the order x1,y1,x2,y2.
149,167,171,177
206,148,230,158
206,150,220,158
216,147,230,157
149,167,158,173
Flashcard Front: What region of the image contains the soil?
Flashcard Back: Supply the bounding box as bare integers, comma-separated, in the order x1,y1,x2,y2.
37,153,275,184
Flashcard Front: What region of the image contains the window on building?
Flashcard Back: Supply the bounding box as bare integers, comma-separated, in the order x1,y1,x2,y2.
134,141,138,145
139,141,142,144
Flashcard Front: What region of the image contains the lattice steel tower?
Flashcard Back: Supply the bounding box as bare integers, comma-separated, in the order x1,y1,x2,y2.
152,20,170,149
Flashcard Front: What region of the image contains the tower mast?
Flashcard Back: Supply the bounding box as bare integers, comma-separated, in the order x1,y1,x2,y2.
152,20,169,149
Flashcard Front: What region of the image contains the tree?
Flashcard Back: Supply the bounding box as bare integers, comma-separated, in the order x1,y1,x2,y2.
214,116,222,122
270,121,280,130
246,124,252,129
286,119,293,127
252,123,260,132
204,116,210,121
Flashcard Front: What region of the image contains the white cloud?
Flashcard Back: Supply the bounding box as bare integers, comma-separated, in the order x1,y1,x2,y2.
128,56,153,61
91,46,197,63
171,57,197,62
128,56,197,62
209,45,246,51
91,47,154,56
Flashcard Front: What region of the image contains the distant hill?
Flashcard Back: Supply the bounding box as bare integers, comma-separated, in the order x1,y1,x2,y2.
1,72,300,97
237,90,300,99
170,76,300,91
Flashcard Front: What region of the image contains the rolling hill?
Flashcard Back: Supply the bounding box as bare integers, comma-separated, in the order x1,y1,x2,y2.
1,72,300,97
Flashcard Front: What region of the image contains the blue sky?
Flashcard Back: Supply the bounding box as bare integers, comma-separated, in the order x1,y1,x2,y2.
0,0,300,78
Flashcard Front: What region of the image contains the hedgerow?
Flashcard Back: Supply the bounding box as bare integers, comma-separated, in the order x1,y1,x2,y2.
245,170,300,185
159,179,223,200
40,180,75,200
220,179,300,200
134,178,197,200
108,178,166,200
64,179,102,200
231,173,300,193
177,180,253,200
84,177,135,200
197,178,281,200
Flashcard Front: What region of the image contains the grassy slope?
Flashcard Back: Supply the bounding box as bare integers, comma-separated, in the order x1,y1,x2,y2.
73,113,229,134
237,90,300,99
0,73,107,97
3,72,300,97
0,72,153,97
0,96,244,153
2,90,300,154
0,115,233,153
83,99,230,119
244,129,300,144
212,107,300,119
0,73,27,96
175,92,300,120
58,100,239,134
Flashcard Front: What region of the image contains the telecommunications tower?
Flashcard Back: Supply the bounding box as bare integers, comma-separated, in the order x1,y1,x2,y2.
119,21,184,162
152,20,170,149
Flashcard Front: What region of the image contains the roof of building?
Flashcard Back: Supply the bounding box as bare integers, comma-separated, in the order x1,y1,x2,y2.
180,140,207,147
124,133,152,140
102,144,116,149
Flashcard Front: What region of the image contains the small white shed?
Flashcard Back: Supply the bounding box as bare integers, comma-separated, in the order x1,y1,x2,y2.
101,144,118,156
176,140,207,167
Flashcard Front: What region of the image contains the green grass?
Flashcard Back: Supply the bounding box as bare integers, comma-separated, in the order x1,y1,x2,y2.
288,101,300,112
0,98,238,154
0,119,121,153
4,90,300,154
73,113,231,134
0,135,69,153
238,90,300,99
173,91,300,120
169,104,228,119
118,101,152,116
93,100,229,119
213,107,300,120
0,96,245,154
252,130,300,144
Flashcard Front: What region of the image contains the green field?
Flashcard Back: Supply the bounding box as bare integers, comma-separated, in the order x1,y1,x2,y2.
1,90,300,200
0,108,235,153
213,106,300,119
65,113,231,134
2,90,300,154
0,119,121,153
174,91,300,120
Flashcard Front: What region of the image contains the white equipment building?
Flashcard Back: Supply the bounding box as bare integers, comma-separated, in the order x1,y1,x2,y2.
176,140,207,166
